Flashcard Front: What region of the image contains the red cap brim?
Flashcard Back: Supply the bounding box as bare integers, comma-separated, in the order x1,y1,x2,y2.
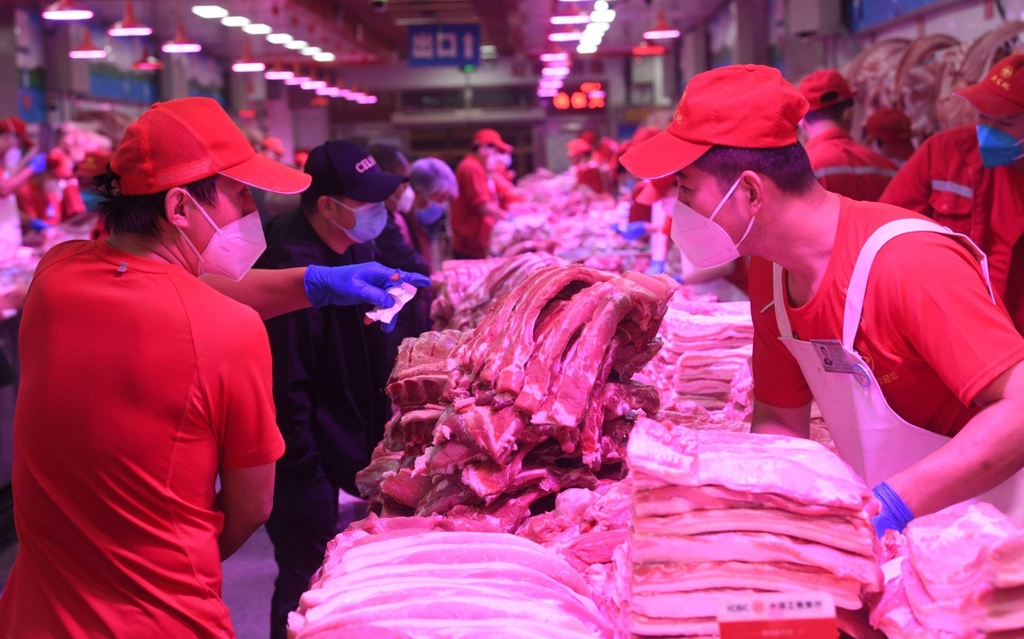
954,84,1024,118
619,128,712,180
219,153,312,194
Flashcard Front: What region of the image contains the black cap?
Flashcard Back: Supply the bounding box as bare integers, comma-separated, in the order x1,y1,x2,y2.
303,140,408,204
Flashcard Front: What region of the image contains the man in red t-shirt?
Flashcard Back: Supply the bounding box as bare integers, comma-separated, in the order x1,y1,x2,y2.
450,129,511,259
798,69,899,201
568,137,609,194
881,54,1024,335
621,65,1024,538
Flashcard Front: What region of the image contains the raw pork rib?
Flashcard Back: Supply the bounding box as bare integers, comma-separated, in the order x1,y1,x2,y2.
287,528,613,639
624,418,882,638
871,502,1024,637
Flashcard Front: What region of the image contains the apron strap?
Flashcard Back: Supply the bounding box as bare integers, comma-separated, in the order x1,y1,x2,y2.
842,219,996,350
772,262,795,339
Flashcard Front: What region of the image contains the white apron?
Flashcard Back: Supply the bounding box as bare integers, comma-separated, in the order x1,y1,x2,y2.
772,218,1024,522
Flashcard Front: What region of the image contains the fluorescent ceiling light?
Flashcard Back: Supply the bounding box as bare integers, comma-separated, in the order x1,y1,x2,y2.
586,22,610,32
577,44,598,54
540,52,569,62
594,0,609,9
221,16,250,27
551,15,590,25
538,88,559,97
539,79,564,89
301,46,322,56
591,9,616,23
43,1,93,20
313,52,336,62
243,23,273,35
542,66,570,76
301,79,327,90
284,40,308,50
191,5,228,19
264,69,294,80
548,32,583,42
232,61,266,72
267,33,293,44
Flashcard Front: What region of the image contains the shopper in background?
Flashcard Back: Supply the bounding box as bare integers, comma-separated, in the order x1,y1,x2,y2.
451,128,511,259
568,137,608,194
881,54,1024,335
17,148,86,228
797,69,899,201
0,117,45,244
409,156,459,271
256,140,430,639
864,108,916,167
621,65,1024,539
0,96,312,639
492,147,525,209
262,135,286,163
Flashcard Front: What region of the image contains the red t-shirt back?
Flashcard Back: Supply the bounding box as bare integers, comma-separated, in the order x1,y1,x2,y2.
451,154,497,258
0,240,284,638
805,128,899,202
750,197,1024,437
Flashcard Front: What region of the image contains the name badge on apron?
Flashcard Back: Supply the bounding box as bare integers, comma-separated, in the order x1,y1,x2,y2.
810,340,855,373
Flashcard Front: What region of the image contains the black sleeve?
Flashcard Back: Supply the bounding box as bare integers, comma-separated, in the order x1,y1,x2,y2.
373,214,430,276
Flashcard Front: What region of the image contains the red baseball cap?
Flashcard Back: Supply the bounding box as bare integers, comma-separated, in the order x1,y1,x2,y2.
567,138,592,159
954,54,1024,117
798,69,856,112
620,65,809,180
111,97,311,196
0,116,32,146
262,136,285,156
865,108,912,142
472,128,512,153
635,175,677,205
75,150,113,179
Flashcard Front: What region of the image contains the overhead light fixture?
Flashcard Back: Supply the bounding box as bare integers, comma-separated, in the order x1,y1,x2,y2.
300,71,326,90
300,46,322,56
632,40,666,56
316,86,336,96
43,0,93,20
242,23,273,35
313,52,336,62
591,9,616,23
594,0,610,9
587,89,606,99
162,22,202,53
132,46,163,71
69,30,108,59
356,95,378,105
284,40,308,50
480,44,498,60
551,14,590,25
267,33,293,44
232,44,265,72
191,5,229,19
577,44,598,54
549,32,583,42
586,22,610,32
264,62,293,80
221,16,250,27
580,31,602,44
539,79,564,89
538,88,559,98
540,51,570,63
109,2,152,37
644,10,680,40
542,66,570,77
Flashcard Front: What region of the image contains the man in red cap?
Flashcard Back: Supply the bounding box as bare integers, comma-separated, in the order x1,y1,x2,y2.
0,97,427,639
864,107,916,166
882,54,1024,335
620,65,1024,550
568,137,608,194
0,116,46,240
450,128,511,259
798,69,898,201
16,147,86,227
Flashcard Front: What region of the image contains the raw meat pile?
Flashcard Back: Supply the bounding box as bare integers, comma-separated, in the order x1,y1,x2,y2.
635,300,754,413
623,418,883,638
431,252,564,331
287,525,613,639
871,502,1024,638
429,257,510,329
357,265,676,533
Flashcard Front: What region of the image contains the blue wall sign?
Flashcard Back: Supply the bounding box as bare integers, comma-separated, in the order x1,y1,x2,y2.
408,24,481,68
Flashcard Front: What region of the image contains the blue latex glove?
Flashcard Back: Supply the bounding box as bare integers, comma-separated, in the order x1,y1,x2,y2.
616,221,649,241
647,259,666,275
304,263,431,309
871,482,915,538
27,153,46,174
28,218,51,232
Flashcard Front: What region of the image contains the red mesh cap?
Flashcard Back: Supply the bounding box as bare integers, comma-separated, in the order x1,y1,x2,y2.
865,108,912,142
620,65,809,180
567,138,592,159
798,69,856,112
0,116,32,146
954,54,1024,117
111,97,311,196
472,128,512,153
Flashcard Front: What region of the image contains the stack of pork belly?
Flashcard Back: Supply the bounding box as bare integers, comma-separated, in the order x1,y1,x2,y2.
625,418,882,638
871,502,1024,638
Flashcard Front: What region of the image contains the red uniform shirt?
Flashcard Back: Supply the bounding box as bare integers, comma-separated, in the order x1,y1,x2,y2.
805,128,899,202
0,240,284,638
575,163,607,194
750,197,1024,437
880,125,1024,334
16,178,86,225
451,154,497,258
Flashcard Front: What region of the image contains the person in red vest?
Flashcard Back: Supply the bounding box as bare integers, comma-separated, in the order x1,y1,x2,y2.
864,108,916,167
881,54,1024,335
450,128,511,259
17,148,86,228
568,138,608,194
798,69,899,201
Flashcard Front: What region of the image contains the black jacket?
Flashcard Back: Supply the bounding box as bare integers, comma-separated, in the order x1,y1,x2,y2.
256,211,392,494
375,212,433,367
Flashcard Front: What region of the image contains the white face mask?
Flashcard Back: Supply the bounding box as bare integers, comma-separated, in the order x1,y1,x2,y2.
396,186,415,214
178,190,266,281
671,176,753,269
330,198,388,243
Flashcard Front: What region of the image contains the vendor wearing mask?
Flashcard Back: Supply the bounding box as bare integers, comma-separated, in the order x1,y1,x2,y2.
408,157,459,272
256,140,430,639
451,129,511,259
17,147,86,228
798,69,898,201
621,65,1024,537
881,54,1024,335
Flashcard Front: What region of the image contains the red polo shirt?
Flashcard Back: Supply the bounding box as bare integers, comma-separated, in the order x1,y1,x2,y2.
451,154,497,258
805,128,899,202
0,240,284,638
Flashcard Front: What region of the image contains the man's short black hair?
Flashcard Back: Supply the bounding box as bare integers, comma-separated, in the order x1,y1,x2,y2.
95,166,219,239
692,143,817,195
367,144,410,177
803,99,853,126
